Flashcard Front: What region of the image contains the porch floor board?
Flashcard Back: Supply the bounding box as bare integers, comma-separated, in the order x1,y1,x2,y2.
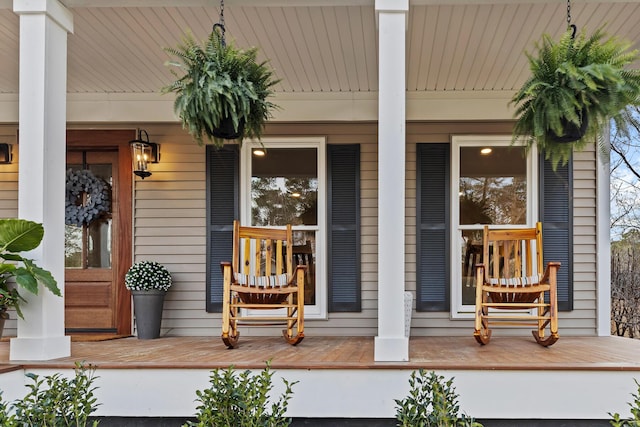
2,335,640,371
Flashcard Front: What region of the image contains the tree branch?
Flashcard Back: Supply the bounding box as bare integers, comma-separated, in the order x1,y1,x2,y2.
611,143,640,180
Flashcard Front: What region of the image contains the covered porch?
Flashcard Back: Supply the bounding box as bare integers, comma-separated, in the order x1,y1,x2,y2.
0,0,630,363
2,335,640,421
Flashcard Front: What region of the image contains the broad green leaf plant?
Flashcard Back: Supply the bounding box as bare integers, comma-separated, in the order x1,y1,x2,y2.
162,27,280,148
511,27,640,168
0,218,60,319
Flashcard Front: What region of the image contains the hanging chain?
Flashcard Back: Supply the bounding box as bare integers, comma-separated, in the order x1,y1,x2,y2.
214,0,226,47
220,0,225,30
566,0,577,38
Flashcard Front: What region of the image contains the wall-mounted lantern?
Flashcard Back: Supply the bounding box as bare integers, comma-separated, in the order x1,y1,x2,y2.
129,130,159,179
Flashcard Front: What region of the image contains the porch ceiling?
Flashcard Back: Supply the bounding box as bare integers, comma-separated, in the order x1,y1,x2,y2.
1,1,640,97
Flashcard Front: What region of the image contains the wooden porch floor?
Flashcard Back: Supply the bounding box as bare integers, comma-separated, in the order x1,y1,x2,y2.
2,335,640,371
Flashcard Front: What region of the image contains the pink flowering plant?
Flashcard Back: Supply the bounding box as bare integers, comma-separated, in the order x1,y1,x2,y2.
125,261,172,292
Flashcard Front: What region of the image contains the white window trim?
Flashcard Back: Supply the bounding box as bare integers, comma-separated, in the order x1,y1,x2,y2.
449,135,538,319
240,137,327,319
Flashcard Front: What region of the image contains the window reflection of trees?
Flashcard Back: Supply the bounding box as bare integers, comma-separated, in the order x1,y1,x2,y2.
251,177,318,226
65,225,83,267
459,176,527,225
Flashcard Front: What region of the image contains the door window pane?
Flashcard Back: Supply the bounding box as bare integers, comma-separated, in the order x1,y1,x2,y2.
65,225,83,268
65,162,113,269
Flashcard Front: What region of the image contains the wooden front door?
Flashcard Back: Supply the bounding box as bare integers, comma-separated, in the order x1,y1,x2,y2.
65,130,133,335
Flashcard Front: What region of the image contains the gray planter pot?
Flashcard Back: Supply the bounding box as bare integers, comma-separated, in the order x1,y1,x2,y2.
131,290,166,339
404,292,413,338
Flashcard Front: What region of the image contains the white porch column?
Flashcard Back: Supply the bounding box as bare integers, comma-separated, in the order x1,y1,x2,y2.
374,0,409,362
10,0,73,360
596,136,611,336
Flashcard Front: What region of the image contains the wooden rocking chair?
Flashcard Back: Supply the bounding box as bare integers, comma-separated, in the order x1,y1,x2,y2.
220,220,305,348
473,222,560,347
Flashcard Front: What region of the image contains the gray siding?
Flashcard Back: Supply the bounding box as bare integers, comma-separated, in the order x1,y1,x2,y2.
0,122,600,337
406,122,598,337
0,126,17,336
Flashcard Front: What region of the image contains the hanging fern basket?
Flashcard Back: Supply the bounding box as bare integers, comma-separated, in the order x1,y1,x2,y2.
549,108,589,143
162,22,279,148
211,117,245,140
510,26,640,168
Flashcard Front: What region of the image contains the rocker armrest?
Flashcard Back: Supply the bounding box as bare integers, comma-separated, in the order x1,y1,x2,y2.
220,261,234,276
474,263,486,283
541,261,561,283
288,265,307,286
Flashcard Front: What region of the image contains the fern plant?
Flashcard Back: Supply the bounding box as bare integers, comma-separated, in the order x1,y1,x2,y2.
511,27,640,168
162,27,280,147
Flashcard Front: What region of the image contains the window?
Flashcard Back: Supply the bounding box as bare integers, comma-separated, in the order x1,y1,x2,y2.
241,138,327,318
65,153,114,270
416,139,572,314
450,136,538,317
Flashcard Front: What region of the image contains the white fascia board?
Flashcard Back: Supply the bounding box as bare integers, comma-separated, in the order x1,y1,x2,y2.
12,367,640,420
1,91,515,124
0,370,26,403
13,0,73,33
0,94,18,122
375,0,408,12
58,0,375,7
73,91,513,122
407,90,514,120
63,92,379,122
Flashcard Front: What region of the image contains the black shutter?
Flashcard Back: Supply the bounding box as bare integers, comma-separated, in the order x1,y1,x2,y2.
540,155,573,311
206,146,239,312
416,143,450,311
328,144,361,312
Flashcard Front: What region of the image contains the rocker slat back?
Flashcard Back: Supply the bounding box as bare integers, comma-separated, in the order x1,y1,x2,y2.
232,221,293,278
483,223,543,282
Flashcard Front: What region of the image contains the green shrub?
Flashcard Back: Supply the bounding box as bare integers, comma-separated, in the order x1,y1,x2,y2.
610,379,640,426
0,392,11,425
395,369,482,427
0,362,100,426
185,361,296,427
